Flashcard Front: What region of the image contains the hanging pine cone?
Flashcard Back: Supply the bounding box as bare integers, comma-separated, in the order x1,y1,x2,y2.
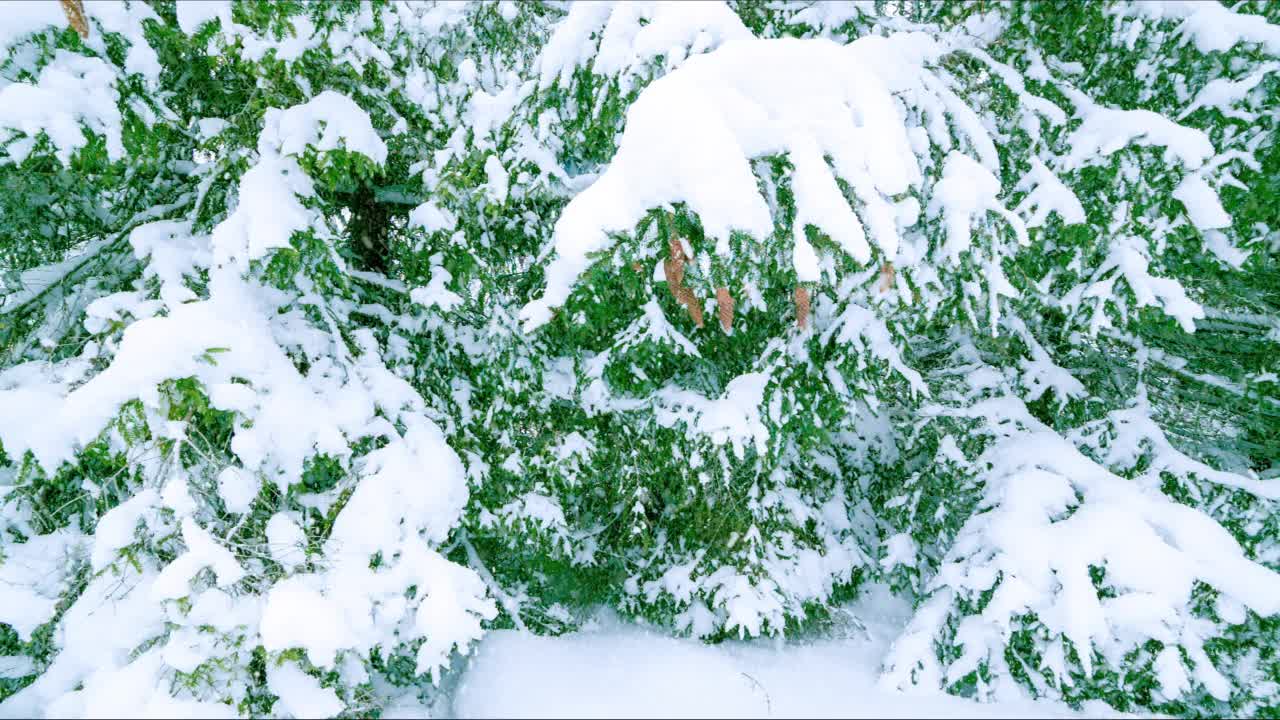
879,261,896,294
665,226,686,283
664,256,684,294
675,285,704,327
661,214,705,327
795,287,810,329
716,287,734,333
60,0,89,38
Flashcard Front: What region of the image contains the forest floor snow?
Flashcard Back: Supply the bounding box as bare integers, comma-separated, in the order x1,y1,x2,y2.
448,584,1126,719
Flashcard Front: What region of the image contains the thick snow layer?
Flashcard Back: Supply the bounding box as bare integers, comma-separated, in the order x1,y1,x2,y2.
176,0,233,35
263,90,389,165
538,1,751,89
1015,158,1086,229
521,34,940,330
452,588,1099,719
655,371,771,460
0,84,494,714
1178,62,1279,120
0,1,167,165
268,661,344,719
0,52,124,164
1124,1,1280,54
1173,175,1231,231
0,1,62,55
882,394,1280,698
0,529,83,641
212,91,385,270
1060,106,1214,172
3,562,168,716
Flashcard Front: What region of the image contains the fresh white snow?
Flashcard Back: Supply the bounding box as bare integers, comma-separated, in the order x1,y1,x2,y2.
452,586,1109,719
1,1,1277,717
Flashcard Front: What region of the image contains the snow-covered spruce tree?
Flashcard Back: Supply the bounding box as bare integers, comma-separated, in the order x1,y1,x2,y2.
0,1,1277,718
0,2,526,715
867,3,1280,715
497,0,1280,714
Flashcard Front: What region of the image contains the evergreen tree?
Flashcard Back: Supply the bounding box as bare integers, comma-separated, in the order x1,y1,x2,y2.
0,1,1276,716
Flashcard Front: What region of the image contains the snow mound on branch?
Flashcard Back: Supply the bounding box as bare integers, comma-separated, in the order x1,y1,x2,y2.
0,52,123,164
3,561,168,717
1177,62,1279,120
175,0,233,35
261,90,389,164
175,1,322,64
0,2,63,55
214,91,386,269
0,528,83,641
268,661,343,719
1014,157,1086,229
0,2,167,165
1060,106,1214,172
538,0,752,90
655,371,771,460
0,260,365,480
1173,175,1231,231
521,34,944,330
1124,1,1280,54
1071,235,1206,334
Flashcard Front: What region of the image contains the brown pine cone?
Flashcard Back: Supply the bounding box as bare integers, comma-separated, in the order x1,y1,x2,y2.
795,287,810,329
716,287,734,333
60,0,89,38
879,262,896,293
675,285,704,327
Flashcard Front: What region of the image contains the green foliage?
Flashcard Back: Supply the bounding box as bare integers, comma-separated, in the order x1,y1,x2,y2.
0,1,1276,717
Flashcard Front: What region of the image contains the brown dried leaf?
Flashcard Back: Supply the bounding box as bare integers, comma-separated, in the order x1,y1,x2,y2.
795,287,810,329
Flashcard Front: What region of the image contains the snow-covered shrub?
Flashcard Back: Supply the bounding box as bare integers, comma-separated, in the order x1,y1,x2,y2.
0,1,1277,717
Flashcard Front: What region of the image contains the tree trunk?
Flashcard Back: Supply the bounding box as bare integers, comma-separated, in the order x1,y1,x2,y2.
346,185,392,274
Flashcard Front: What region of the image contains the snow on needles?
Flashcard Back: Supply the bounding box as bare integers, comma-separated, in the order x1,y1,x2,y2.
0,52,123,164
521,34,939,330
537,1,752,90
882,395,1280,698
0,89,492,715
1123,0,1280,55
0,2,164,165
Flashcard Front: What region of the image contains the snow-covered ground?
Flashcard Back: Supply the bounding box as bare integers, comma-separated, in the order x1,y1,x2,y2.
449,585,1116,719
